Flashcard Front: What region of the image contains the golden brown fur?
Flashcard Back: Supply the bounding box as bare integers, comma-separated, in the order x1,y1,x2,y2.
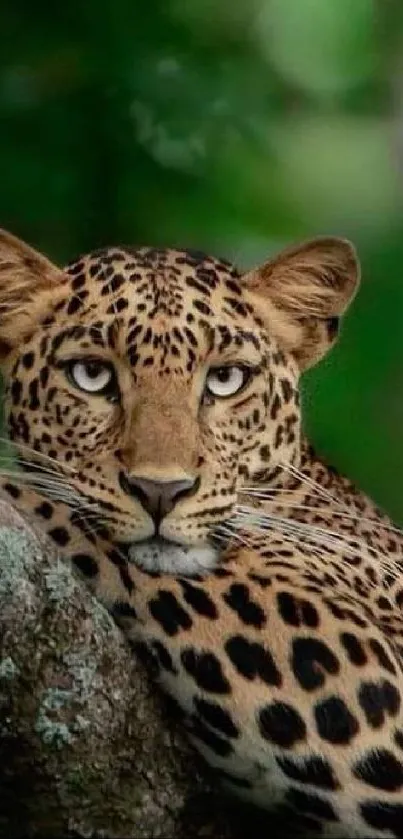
0,228,402,837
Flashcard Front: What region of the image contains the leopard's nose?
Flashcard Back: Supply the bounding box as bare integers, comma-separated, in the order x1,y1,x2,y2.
119,473,199,521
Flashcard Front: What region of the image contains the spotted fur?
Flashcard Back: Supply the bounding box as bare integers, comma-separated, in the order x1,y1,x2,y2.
0,227,403,837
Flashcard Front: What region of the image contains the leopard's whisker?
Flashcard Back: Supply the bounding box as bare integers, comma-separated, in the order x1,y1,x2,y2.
0,458,121,517
240,487,305,497
0,456,76,481
214,523,254,548
231,508,384,562
0,469,101,512
234,507,355,544
0,469,75,489
69,510,108,530
225,514,330,560
0,435,77,474
235,500,403,538
279,461,346,508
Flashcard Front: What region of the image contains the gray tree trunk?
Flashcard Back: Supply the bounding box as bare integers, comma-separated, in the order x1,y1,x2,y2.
0,498,244,838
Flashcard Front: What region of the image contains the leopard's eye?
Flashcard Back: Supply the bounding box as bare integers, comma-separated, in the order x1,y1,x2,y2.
68,360,116,395
205,365,250,398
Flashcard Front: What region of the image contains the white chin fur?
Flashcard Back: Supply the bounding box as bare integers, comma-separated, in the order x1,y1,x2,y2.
128,539,218,576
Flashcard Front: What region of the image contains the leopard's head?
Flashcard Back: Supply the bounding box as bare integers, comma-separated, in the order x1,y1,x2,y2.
0,229,359,574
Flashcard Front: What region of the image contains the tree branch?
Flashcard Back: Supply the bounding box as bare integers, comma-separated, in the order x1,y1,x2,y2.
0,498,241,838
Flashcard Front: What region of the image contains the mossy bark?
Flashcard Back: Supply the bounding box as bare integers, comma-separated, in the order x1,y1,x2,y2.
0,499,243,838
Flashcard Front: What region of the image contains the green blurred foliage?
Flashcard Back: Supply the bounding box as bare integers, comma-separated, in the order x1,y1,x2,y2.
1,0,403,519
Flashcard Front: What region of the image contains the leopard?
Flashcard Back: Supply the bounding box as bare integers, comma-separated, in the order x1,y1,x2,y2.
0,226,403,837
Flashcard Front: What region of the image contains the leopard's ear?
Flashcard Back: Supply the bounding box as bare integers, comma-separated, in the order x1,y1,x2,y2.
241,237,360,370
0,229,68,357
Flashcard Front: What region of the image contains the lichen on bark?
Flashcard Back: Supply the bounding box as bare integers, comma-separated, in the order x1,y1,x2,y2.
0,498,243,838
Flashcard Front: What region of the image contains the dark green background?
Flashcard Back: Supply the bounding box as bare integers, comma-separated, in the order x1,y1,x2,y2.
1,0,403,520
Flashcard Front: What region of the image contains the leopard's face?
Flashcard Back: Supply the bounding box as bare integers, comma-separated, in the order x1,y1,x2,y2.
4,247,302,574
0,229,357,575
